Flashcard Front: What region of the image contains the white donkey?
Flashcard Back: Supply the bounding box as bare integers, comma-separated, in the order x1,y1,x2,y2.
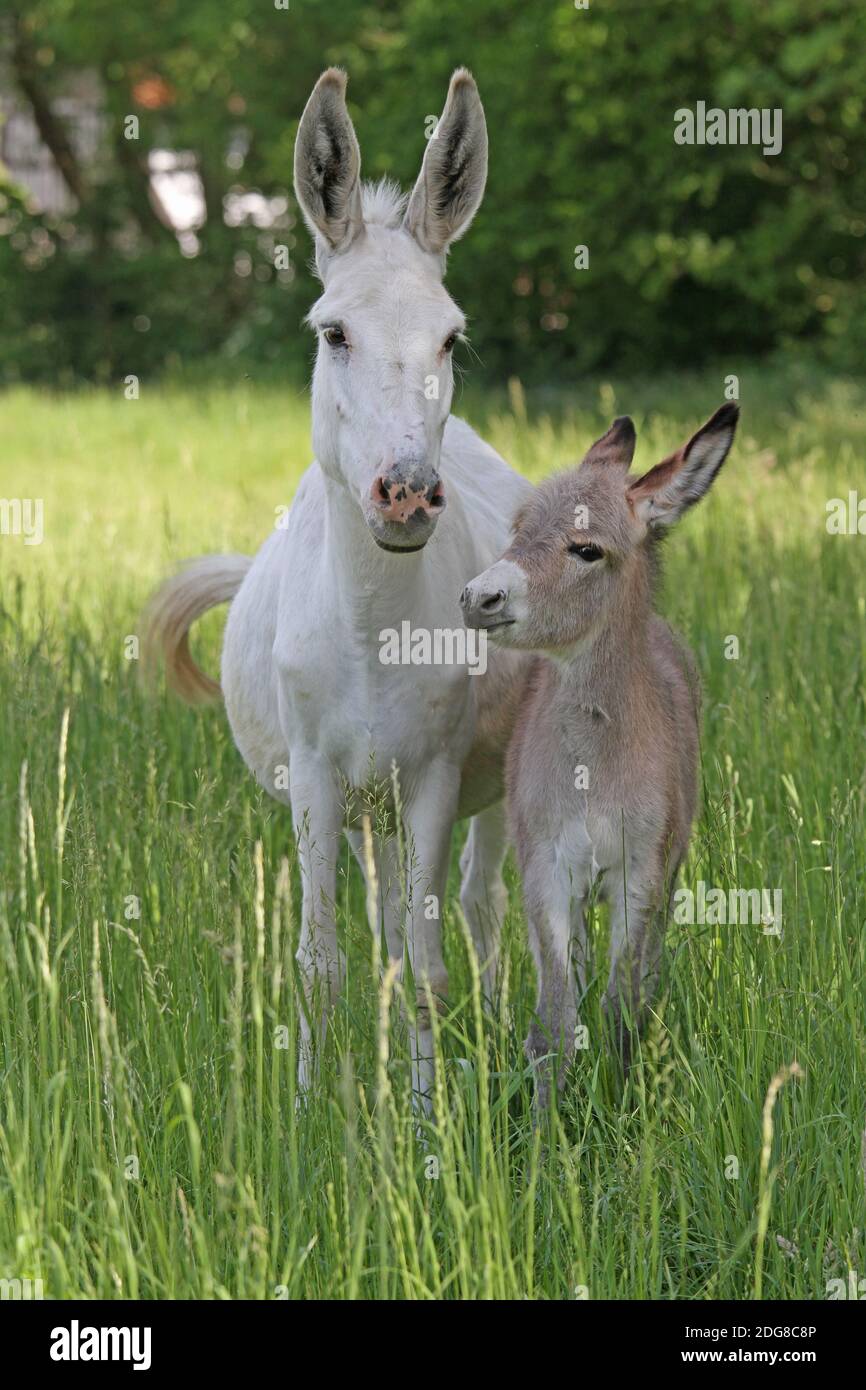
147,69,532,1100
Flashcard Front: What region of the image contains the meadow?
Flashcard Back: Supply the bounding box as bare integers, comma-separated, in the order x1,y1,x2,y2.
0,360,864,1300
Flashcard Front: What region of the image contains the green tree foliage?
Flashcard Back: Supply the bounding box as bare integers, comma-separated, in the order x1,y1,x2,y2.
0,0,862,383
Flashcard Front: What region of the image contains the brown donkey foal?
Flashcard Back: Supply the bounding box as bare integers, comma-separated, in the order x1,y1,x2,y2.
460,404,739,1105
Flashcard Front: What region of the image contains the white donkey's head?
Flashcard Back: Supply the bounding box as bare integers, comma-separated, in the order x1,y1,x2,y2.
294,68,487,553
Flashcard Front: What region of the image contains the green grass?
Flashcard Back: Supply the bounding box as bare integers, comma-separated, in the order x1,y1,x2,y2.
1,360,864,1299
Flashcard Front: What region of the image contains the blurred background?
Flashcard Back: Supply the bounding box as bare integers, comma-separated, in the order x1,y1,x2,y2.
0,0,862,388
2,1,865,1303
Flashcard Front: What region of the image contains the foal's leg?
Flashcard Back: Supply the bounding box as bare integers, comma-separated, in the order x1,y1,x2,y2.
522,852,587,1111
459,800,508,1003
290,754,343,1095
603,868,668,1067
525,905,576,1113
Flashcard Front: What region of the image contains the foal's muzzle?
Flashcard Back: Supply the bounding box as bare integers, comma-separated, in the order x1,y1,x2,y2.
460,575,515,630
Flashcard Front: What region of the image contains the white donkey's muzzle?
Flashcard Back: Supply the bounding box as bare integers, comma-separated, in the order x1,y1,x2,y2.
366,455,445,552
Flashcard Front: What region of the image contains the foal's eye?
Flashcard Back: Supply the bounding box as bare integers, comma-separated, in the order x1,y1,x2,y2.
442,332,459,354
567,542,605,562
323,325,347,348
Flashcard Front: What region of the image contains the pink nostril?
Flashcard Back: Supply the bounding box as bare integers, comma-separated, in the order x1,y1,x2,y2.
371,473,444,522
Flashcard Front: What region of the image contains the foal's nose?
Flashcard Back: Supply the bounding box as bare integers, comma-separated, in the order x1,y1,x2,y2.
460,578,508,625
370,471,446,524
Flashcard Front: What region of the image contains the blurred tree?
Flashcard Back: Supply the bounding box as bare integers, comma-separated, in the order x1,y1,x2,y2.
0,0,862,384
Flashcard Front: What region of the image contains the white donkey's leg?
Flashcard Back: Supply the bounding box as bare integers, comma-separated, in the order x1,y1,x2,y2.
346,826,404,949
402,761,460,1110
345,827,380,932
347,822,442,1111
459,800,508,1002
290,753,343,1095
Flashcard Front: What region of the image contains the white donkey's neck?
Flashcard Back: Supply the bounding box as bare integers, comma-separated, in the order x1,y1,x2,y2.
320,468,431,615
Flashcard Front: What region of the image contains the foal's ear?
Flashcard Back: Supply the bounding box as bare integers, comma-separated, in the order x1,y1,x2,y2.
404,68,488,256
628,403,739,529
294,68,364,261
582,416,636,470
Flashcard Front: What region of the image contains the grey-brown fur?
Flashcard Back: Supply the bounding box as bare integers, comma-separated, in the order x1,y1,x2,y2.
460,405,739,1106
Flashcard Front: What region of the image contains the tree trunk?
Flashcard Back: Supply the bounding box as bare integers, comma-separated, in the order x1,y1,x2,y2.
11,17,87,205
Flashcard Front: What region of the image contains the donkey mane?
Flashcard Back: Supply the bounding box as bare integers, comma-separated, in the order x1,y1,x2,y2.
360,178,408,228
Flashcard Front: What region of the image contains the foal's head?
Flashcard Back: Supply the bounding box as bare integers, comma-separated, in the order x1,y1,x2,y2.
294,68,487,554
461,405,739,652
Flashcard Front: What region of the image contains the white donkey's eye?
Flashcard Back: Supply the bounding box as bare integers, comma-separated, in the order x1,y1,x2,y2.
442,332,459,354
323,325,347,348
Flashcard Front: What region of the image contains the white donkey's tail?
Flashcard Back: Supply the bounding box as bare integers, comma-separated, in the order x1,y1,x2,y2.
144,553,252,704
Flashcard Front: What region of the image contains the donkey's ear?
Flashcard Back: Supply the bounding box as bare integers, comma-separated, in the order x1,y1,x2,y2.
582,416,636,470
404,68,487,256
628,404,738,529
294,69,364,260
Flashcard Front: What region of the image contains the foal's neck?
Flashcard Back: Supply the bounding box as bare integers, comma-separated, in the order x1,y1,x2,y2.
552,567,654,726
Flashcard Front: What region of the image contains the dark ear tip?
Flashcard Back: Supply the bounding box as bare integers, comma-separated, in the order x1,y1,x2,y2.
710,402,739,429
450,67,477,88
611,415,636,439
